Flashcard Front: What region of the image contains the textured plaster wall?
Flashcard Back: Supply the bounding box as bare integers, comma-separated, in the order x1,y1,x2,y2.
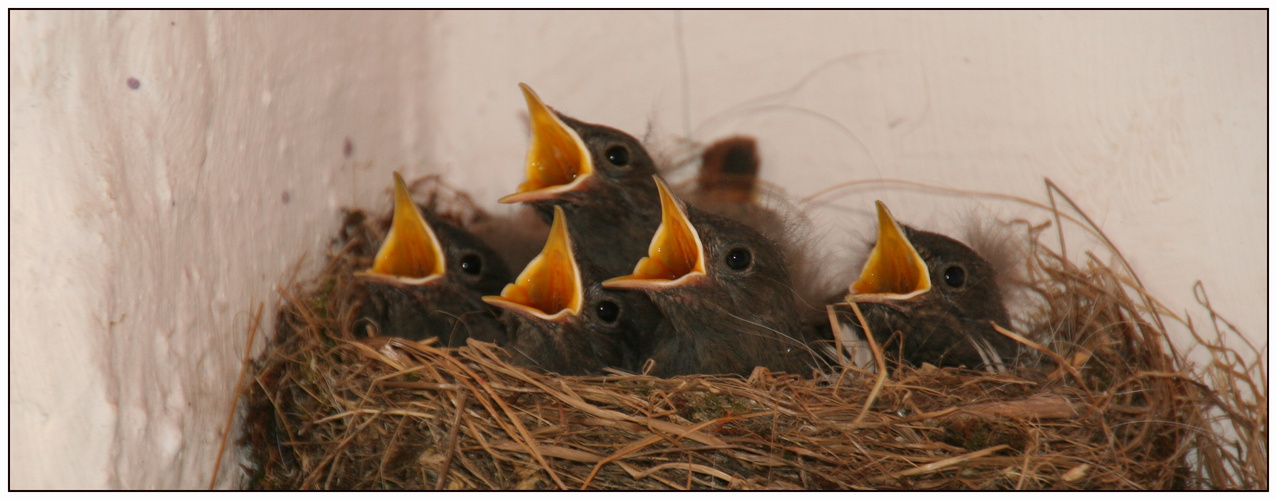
10,10,440,489
9,10,1265,489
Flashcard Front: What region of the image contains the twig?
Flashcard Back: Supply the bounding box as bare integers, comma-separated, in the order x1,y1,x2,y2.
210,301,264,490
580,415,727,489
435,391,468,490
870,444,1009,482
943,394,1081,423
992,323,1090,395
849,301,887,425
827,304,846,367
303,415,380,490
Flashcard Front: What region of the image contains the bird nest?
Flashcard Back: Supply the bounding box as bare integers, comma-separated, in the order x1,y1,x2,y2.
233,178,1266,490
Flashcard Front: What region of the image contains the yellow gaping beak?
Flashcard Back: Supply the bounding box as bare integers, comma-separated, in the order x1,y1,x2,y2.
483,206,584,322
358,172,446,285
847,201,931,302
498,83,594,204
602,176,707,290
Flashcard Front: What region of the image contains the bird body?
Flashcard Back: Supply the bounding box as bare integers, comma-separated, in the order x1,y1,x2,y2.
834,201,1018,371
605,176,825,377
500,84,664,277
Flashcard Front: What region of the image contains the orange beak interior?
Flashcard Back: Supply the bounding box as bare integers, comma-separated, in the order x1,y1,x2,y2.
483,206,584,321
603,176,706,290
848,200,931,301
498,83,594,204
363,172,446,285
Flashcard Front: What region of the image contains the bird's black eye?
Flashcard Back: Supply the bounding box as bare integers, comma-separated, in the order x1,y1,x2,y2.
596,300,620,323
459,253,483,275
725,247,752,271
943,265,965,288
605,145,630,167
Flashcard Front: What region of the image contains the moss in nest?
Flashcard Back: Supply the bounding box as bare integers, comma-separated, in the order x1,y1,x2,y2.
941,419,1028,451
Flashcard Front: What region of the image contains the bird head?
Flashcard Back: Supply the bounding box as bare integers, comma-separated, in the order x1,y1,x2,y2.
846,201,932,303
357,172,448,287
604,176,796,317
484,206,665,374
847,201,1007,315
356,173,510,294
499,83,657,206
602,176,708,290
841,200,1015,370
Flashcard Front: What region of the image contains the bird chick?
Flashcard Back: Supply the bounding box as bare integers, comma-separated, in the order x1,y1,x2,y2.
604,176,825,377
834,201,1018,371
677,135,835,320
499,83,663,277
354,173,511,346
483,207,667,375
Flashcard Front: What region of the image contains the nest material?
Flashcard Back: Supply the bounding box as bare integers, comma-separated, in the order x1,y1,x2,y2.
238,180,1266,490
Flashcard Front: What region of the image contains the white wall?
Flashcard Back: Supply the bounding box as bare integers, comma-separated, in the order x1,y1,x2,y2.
9,10,1265,489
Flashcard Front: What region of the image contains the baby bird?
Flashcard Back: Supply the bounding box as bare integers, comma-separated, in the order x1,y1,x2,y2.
483,206,667,375
604,176,824,377
499,84,664,277
833,201,1018,371
353,173,511,346
677,135,832,316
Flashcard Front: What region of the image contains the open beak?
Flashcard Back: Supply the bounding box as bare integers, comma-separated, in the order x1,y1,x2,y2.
498,83,594,204
846,201,931,302
602,176,707,290
483,206,584,322
358,172,446,286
